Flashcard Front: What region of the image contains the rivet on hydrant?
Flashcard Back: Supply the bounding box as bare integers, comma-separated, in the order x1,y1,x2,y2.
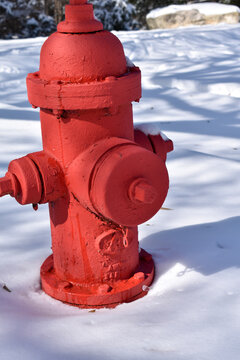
0,0,173,309
97,284,112,295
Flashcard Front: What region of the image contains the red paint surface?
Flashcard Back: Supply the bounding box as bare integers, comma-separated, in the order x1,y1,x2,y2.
0,1,173,308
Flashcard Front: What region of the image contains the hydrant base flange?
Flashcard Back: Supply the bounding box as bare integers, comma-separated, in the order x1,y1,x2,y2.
40,249,154,308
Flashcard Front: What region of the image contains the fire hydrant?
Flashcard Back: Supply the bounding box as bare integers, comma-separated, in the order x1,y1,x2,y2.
0,0,173,308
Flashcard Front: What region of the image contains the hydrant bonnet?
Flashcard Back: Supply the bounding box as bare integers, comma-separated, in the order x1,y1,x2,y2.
39,31,128,83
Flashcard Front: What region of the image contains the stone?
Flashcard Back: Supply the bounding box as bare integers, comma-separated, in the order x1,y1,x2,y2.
147,5,240,30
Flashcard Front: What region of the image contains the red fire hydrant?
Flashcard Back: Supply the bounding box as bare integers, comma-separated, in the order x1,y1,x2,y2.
0,0,173,308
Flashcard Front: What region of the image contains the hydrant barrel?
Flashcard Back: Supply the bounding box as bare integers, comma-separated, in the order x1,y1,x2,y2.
0,0,173,308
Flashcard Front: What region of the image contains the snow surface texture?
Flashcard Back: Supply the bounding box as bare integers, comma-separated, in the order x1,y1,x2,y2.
0,23,240,360
147,2,240,19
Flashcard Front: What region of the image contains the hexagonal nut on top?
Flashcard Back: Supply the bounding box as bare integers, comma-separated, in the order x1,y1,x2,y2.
129,179,158,204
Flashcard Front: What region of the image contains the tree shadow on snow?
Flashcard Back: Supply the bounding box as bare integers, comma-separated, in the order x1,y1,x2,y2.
139,87,240,141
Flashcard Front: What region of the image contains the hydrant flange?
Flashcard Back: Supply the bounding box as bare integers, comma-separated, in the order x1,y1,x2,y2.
27,67,141,110
41,249,154,308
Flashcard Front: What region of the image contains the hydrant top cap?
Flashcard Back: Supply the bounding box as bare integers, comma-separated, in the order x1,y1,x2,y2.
57,0,103,34
39,31,127,83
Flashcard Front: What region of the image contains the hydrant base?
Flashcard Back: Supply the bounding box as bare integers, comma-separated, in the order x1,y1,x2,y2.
40,249,154,308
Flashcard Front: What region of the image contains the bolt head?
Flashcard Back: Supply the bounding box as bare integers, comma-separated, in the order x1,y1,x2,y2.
129,179,157,204
97,284,112,295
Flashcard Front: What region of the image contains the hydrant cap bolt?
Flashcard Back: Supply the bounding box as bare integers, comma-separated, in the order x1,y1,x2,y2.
129,179,157,204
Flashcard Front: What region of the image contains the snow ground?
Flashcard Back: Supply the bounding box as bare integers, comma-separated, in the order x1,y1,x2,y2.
0,23,240,360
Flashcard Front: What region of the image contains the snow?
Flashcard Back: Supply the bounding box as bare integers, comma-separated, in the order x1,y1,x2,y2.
125,55,135,67
135,123,170,141
147,2,240,18
1,22,240,360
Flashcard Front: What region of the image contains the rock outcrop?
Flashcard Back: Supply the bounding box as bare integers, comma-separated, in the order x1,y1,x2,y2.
147,4,240,30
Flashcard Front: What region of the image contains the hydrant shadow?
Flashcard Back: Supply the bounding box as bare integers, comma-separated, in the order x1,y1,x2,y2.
140,216,240,284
